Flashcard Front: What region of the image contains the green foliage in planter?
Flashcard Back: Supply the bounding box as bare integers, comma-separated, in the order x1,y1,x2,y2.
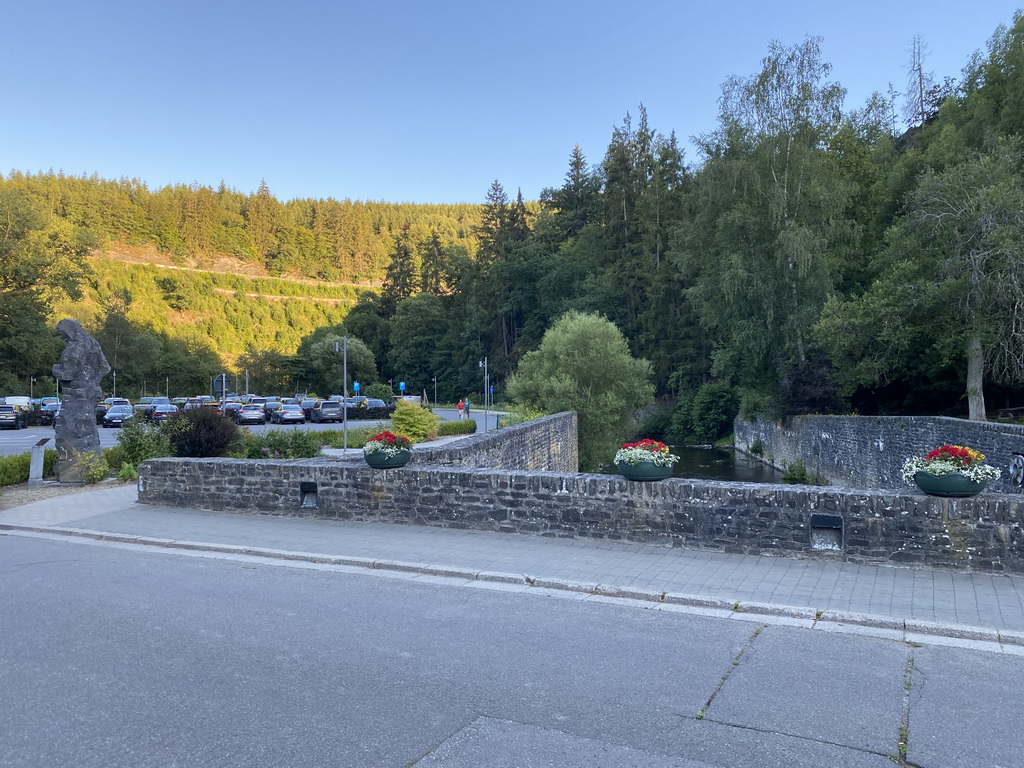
165,408,244,458
390,399,439,442
438,418,477,436
242,428,322,459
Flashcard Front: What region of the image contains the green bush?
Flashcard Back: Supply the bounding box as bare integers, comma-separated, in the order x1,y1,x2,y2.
689,382,739,443
438,419,477,436
0,449,58,487
116,419,175,465
117,462,139,482
104,445,124,471
364,383,393,401
165,408,244,458
635,405,673,442
390,399,439,442
243,428,322,459
669,399,692,441
317,427,374,448
79,450,111,484
0,453,30,486
781,460,825,485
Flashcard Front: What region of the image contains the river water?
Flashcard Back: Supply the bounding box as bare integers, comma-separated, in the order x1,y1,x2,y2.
668,446,784,483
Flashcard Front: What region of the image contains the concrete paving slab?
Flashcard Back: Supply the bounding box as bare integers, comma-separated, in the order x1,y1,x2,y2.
909,645,1024,768
708,625,907,755
412,717,712,768
665,719,898,768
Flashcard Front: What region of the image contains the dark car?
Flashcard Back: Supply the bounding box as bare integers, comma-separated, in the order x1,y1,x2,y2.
102,405,134,428
134,403,155,419
271,404,306,424
365,398,387,409
38,402,61,425
149,404,179,422
0,404,27,430
235,404,267,425
299,398,318,420
310,400,343,423
219,401,243,419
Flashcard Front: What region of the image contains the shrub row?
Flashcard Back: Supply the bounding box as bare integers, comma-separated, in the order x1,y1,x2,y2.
0,449,58,487
438,419,477,436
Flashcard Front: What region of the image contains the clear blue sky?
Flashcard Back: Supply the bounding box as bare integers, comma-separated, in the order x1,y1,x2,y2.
2,1,1017,205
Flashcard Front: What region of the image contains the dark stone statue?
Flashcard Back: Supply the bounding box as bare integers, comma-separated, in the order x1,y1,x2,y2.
52,318,110,482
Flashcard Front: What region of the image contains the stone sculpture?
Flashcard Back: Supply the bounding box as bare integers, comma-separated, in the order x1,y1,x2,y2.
52,318,110,482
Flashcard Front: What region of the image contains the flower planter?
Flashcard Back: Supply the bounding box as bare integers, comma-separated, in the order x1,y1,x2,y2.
913,471,987,497
364,449,411,469
616,460,673,482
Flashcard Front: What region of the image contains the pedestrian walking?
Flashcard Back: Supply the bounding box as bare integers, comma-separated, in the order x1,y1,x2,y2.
457,399,465,420
465,399,471,417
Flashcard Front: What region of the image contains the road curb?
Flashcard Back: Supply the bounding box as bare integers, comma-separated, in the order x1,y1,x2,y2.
2,521,1020,647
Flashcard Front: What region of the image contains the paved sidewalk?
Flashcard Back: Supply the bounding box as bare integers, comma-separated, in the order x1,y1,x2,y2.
3,483,1024,649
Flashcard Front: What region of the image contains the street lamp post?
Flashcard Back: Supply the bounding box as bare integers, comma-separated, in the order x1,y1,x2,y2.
29,376,35,399
335,339,349,450
112,371,117,398
433,376,437,407
478,357,488,432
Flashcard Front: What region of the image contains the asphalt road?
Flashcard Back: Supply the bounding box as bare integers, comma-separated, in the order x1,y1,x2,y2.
0,410,499,458
2,534,1022,767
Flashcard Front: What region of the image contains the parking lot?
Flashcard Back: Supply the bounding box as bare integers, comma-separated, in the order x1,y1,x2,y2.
0,409,495,458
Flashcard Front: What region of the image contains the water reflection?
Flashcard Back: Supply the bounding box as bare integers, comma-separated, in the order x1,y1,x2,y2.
669,446,783,483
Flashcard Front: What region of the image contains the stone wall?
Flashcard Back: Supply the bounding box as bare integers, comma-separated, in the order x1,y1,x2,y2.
735,415,1024,493
412,411,578,473
136,408,1024,573
138,457,1024,573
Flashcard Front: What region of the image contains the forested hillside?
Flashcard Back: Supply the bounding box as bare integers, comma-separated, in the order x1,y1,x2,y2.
3,11,1024,429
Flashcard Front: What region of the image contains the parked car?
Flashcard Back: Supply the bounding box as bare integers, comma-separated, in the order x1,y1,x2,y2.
299,398,318,419
102,405,134,428
263,401,284,419
148,404,179,422
235,404,267,425
310,400,343,423
38,401,61,425
270,404,306,424
0,404,27,430
218,401,243,418
365,398,388,409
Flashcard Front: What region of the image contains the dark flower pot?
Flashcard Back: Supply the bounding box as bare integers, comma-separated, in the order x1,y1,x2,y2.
364,449,411,469
913,471,987,497
616,460,673,482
